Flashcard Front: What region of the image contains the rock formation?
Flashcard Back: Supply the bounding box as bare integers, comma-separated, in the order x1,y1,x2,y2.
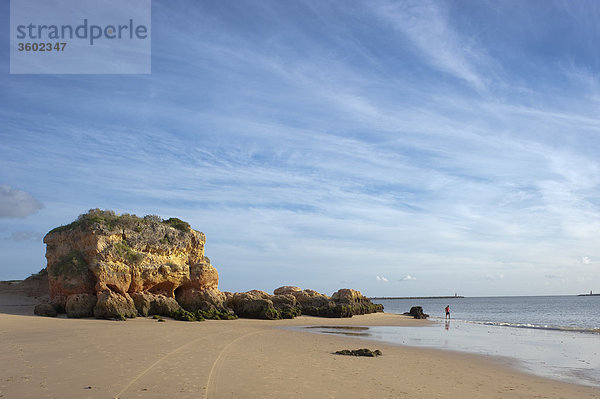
225,286,383,319
42,209,384,320
44,209,224,319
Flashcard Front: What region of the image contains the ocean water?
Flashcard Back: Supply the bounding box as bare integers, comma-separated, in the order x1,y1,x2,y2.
309,296,600,387
374,295,600,333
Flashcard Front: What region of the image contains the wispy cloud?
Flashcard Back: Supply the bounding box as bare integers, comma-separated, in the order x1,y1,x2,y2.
7,231,43,242
373,0,489,91
400,275,416,282
376,276,389,282
1,1,599,295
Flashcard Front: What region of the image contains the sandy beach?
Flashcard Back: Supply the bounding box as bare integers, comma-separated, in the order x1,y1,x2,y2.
0,291,598,399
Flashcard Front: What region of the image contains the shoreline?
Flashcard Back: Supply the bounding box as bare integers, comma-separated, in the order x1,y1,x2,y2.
311,318,600,388
1,293,599,398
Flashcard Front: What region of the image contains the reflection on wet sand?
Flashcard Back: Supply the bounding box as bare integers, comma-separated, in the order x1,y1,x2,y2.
306,326,372,337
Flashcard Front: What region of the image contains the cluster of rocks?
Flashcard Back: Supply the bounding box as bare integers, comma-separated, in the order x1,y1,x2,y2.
225,286,383,320
36,209,383,320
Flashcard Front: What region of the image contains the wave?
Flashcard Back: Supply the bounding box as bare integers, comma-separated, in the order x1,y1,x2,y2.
432,317,600,334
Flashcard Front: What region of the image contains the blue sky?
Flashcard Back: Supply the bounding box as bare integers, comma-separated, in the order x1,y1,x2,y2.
1,0,599,296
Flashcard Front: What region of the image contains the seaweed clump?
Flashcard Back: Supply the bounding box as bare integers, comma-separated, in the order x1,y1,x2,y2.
334,349,382,357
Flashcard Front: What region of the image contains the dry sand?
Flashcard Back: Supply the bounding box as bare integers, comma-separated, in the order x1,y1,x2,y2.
1,292,599,399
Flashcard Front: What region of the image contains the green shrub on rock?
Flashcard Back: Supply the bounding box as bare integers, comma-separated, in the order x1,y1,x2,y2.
161,217,191,232
48,209,195,235
171,308,203,321
51,251,88,278
194,308,237,320
113,241,145,265
279,307,301,319
302,305,353,318
262,307,280,320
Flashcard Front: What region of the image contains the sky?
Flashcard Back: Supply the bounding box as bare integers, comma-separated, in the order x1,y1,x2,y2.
1,0,599,297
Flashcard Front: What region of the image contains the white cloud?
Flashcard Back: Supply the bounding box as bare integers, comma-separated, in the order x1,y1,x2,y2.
0,185,43,218
376,276,389,282
581,256,592,265
400,275,416,281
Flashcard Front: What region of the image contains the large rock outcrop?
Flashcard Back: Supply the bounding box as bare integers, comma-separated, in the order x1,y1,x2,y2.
44,209,224,319
42,209,384,321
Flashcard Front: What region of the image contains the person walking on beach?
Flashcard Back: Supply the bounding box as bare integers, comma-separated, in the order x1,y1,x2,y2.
445,305,450,319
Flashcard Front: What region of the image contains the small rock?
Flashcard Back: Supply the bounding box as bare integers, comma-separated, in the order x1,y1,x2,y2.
34,303,57,317
334,348,382,357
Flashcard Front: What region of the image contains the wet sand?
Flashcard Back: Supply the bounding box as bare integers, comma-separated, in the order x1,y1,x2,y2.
1,293,598,398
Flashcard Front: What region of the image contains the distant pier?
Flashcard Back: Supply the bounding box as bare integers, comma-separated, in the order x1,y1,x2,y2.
370,295,464,300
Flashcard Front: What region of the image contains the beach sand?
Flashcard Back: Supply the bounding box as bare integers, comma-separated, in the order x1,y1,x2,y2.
1,292,598,399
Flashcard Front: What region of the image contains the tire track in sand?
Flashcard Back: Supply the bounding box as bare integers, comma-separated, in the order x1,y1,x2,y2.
206,330,264,399
114,327,253,398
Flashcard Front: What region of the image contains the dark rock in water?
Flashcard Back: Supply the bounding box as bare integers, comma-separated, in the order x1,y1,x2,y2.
335,348,382,357
34,303,57,317
404,306,429,319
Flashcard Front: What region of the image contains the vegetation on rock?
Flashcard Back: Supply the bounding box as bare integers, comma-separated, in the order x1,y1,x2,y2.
170,308,237,321
279,306,301,319
196,308,238,320
302,305,353,318
47,209,192,234
161,217,191,232
171,308,201,321
50,251,88,278
113,241,145,264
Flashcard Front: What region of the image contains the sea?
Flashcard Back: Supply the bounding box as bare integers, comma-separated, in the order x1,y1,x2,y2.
310,296,600,387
